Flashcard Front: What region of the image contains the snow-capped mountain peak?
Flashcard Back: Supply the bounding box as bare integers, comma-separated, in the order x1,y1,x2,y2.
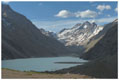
57,21,103,46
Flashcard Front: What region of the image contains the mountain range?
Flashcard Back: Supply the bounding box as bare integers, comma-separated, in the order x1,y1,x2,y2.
57,21,103,46
2,4,118,78
57,21,103,53
52,19,118,78
2,4,70,60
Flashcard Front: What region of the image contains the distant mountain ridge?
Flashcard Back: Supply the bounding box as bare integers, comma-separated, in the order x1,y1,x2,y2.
57,21,103,46
2,4,70,60
39,28,57,39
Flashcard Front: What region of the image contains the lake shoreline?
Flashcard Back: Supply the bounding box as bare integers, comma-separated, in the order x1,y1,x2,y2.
2,57,88,72
2,56,80,60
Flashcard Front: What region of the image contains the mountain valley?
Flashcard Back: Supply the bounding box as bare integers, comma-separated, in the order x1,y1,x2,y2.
2,3,118,79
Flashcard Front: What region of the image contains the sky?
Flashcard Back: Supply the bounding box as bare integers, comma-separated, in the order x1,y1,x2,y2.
3,1,118,33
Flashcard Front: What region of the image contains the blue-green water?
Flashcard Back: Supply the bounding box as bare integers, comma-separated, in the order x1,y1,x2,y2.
2,57,88,72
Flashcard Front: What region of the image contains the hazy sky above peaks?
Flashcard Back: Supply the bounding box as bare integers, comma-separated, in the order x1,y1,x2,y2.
3,1,118,32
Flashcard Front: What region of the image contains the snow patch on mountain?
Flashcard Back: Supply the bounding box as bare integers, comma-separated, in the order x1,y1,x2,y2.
57,21,103,46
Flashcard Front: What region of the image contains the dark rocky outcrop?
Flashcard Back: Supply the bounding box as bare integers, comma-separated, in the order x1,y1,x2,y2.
2,4,70,60
81,19,118,60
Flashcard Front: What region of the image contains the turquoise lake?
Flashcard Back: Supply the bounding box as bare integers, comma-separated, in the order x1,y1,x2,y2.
2,57,88,72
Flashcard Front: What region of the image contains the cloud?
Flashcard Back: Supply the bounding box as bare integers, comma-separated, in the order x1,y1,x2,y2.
97,5,105,11
55,10,73,18
96,5,111,11
105,5,111,9
55,10,97,18
115,7,118,12
75,10,97,18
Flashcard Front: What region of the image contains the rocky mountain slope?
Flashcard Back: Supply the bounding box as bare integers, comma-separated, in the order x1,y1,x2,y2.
52,19,118,78
81,19,118,60
39,28,57,39
57,21,103,46
57,21,103,54
2,4,70,60
78,20,117,78
84,19,118,52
